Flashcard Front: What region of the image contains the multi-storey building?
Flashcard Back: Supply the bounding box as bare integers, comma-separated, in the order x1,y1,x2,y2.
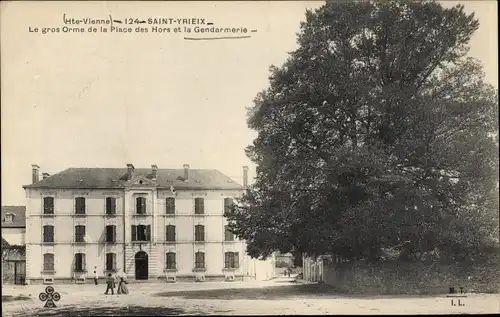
23,163,274,284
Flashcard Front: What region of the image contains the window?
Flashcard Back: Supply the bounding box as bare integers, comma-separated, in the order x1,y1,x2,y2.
166,197,175,214
194,225,205,242
166,225,176,242
106,253,116,271
4,213,14,223
43,253,54,271
43,197,54,214
136,197,147,214
194,198,204,214
224,252,239,269
224,198,234,214
74,253,86,271
105,225,116,243
75,197,86,214
106,197,116,215
166,252,176,269
131,225,150,241
224,225,235,241
43,225,54,243
195,251,205,269
75,225,86,243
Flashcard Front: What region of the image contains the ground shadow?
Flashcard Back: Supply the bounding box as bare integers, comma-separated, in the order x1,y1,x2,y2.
155,283,447,300
2,295,31,302
10,306,186,317
155,284,345,300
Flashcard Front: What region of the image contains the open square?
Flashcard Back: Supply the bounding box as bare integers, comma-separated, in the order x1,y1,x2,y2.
3,279,499,316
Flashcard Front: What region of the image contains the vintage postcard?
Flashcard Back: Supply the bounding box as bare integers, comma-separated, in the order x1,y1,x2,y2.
1,0,498,316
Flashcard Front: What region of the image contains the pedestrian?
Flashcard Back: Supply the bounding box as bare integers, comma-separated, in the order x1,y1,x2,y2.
104,273,116,295
93,266,98,285
117,276,129,295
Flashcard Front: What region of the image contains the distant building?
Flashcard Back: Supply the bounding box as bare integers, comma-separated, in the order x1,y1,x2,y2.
1,206,27,284
275,252,294,268
23,164,274,284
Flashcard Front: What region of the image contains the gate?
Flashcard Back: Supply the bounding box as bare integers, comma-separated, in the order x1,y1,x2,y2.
14,261,26,285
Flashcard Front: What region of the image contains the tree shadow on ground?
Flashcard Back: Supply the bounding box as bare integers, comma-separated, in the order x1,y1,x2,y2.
11,306,186,317
155,283,445,300
2,295,31,302
155,283,347,300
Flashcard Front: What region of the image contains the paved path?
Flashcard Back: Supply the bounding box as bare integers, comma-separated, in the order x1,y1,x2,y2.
2,281,499,316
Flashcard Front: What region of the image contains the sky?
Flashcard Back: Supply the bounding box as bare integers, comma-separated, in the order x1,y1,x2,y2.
1,1,498,205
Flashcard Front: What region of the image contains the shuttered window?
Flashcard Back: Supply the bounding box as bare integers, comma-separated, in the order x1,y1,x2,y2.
75,225,85,242
106,197,116,215
106,225,116,243
43,225,54,243
75,197,86,214
224,225,234,241
136,197,147,214
224,198,234,215
74,253,86,271
166,198,175,214
224,252,239,269
43,197,54,214
195,252,205,269
43,253,54,271
166,252,176,269
194,198,204,214
131,224,151,241
106,253,117,271
166,225,176,242
195,225,205,242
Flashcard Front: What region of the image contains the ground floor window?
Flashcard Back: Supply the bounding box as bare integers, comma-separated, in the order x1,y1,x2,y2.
224,252,239,269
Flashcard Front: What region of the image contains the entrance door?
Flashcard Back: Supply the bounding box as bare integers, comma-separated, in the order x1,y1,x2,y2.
14,261,26,285
135,251,148,280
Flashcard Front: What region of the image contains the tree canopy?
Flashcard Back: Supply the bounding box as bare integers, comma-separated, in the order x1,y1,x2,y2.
225,0,499,262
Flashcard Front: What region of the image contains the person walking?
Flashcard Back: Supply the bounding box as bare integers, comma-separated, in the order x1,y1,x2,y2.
104,273,116,295
93,266,99,285
117,276,129,295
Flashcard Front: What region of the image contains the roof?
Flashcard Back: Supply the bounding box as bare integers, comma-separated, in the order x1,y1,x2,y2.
1,206,26,228
22,167,244,190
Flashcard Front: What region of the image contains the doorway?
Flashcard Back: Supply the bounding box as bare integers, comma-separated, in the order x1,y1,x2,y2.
14,261,26,285
135,251,148,280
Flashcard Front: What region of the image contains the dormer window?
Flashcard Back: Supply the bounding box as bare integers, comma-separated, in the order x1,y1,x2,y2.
4,213,14,223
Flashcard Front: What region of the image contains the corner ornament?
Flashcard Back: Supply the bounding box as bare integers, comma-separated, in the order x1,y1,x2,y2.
39,286,61,308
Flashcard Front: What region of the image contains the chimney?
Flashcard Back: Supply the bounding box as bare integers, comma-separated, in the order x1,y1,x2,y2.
183,164,190,181
243,166,249,188
42,173,50,180
32,164,40,183
126,164,135,180
151,165,158,180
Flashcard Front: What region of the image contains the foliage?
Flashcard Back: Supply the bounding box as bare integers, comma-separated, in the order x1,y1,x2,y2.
1,236,25,259
2,236,9,250
225,0,499,262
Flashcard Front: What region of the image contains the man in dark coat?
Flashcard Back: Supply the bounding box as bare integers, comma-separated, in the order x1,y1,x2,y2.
104,273,116,295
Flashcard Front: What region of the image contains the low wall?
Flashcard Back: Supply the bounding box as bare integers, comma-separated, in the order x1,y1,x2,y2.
323,258,500,295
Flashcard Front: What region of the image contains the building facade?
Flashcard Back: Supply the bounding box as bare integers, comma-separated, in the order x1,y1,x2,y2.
1,206,27,284
23,164,273,284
